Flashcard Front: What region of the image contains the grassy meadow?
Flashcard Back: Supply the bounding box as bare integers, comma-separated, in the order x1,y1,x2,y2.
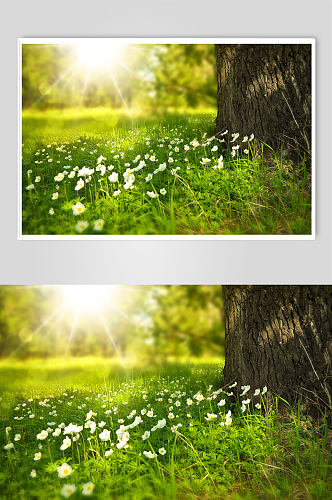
1,357,330,499
22,108,311,236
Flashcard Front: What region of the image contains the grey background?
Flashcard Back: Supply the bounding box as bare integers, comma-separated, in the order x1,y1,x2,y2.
0,0,331,284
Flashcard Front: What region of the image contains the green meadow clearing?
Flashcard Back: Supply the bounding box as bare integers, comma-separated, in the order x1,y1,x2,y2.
22,108,311,236
1,357,330,499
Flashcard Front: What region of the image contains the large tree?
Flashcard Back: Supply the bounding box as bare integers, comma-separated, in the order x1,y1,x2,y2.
223,286,332,413
215,44,312,156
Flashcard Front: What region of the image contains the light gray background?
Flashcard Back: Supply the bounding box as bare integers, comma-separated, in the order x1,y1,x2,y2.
0,0,331,284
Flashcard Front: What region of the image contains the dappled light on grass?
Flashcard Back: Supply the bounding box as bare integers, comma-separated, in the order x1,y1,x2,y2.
1,360,329,499
22,110,311,236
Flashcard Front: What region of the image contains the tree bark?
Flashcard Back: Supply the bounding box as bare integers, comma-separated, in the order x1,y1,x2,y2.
223,286,332,412
215,44,312,156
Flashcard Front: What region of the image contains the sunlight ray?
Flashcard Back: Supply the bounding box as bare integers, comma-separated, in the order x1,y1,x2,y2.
8,304,66,357
79,67,91,104
65,308,79,356
30,63,78,108
117,60,143,80
106,65,130,115
98,310,125,367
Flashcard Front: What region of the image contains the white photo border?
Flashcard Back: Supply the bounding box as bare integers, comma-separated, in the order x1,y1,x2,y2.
18,37,316,241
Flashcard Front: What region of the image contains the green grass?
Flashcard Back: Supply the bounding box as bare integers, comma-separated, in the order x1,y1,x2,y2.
22,108,311,235
1,357,330,499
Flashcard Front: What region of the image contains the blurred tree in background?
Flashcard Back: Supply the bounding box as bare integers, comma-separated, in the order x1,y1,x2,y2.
22,44,216,111
0,286,224,360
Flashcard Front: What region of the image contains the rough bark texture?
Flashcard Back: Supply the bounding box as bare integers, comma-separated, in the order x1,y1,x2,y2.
223,286,332,411
215,44,312,155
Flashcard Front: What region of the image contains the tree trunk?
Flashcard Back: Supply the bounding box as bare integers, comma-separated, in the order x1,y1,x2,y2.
215,44,312,156
223,286,332,412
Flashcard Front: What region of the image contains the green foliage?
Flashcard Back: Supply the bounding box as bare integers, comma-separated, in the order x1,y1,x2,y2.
22,44,216,111
22,109,311,236
0,360,330,499
0,285,224,360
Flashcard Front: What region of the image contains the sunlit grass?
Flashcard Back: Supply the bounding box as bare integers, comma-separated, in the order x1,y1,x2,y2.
1,358,329,499
22,108,311,236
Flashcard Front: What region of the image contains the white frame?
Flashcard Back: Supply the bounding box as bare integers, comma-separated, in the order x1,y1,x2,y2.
18,37,315,240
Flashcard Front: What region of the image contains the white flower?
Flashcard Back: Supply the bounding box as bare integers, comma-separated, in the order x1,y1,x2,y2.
68,171,75,179
75,221,88,233
97,155,106,164
53,428,61,437
85,420,96,434
60,437,71,451
145,173,153,182
99,429,111,441
57,463,73,478
230,133,240,142
54,173,64,182
160,188,166,195
60,484,76,498
218,399,226,407
123,181,134,190
244,149,249,154
142,431,150,440
262,386,267,395
4,443,14,450
30,469,37,478
105,449,114,457
147,191,158,199
78,167,94,177
242,136,248,142
48,208,55,215
211,145,218,152
255,403,261,409
249,134,254,141
82,482,94,496
52,192,59,200
205,413,218,421
72,202,86,216
184,145,190,151
186,399,193,406
254,389,260,396
34,452,42,460
75,179,84,191
93,219,104,231
159,447,166,455
147,410,154,418
113,190,121,197
143,450,156,459
240,385,250,396
168,157,174,163
191,139,199,148
14,434,21,441
35,176,41,182
37,430,48,440
116,439,128,450
194,393,204,402
200,157,211,165
108,172,119,183
153,162,167,174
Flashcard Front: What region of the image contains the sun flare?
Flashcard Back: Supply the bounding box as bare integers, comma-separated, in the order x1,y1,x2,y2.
62,285,114,312
75,41,124,71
